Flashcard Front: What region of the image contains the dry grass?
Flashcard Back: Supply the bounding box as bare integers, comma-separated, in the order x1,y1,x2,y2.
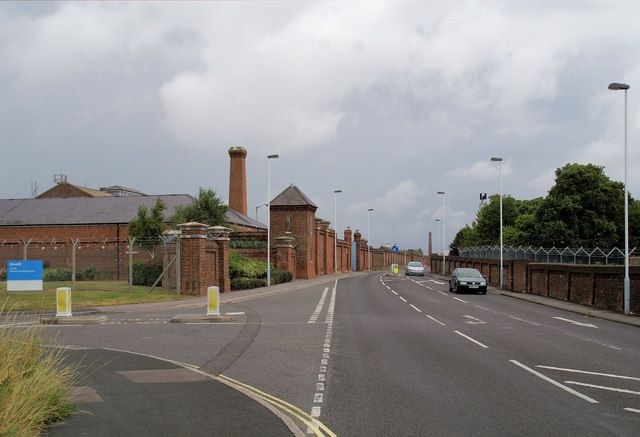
0,305,76,436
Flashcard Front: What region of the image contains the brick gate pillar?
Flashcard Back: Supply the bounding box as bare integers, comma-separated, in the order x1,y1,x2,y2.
275,235,296,277
178,222,209,296
209,226,231,293
344,228,353,273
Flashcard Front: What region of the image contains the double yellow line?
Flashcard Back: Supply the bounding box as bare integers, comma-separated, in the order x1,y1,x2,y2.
218,374,337,437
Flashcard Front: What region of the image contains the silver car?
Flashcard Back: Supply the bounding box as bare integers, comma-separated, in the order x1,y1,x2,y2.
405,261,425,276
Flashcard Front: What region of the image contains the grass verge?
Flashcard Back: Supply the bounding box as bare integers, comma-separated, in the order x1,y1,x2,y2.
0,281,193,312
0,308,77,435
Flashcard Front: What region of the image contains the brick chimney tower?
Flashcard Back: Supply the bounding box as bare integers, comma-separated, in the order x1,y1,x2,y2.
228,147,248,215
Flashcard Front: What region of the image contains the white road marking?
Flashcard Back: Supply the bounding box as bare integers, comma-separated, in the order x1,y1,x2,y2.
308,287,329,324
454,331,488,348
436,290,447,296
385,285,391,289
475,305,491,311
324,287,337,324
316,383,325,391
398,296,407,302
223,312,246,316
509,360,598,404
410,304,422,313
318,374,325,382
462,315,486,325
426,315,445,326
508,315,541,326
428,279,445,285
552,317,598,328
624,408,640,414
562,332,622,350
451,296,468,303
425,285,434,290
314,393,323,403
311,406,322,417
564,381,640,395
391,290,398,295
536,366,640,382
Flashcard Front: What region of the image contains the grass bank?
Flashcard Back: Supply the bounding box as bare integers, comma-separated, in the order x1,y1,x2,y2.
0,281,192,312
0,312,76,435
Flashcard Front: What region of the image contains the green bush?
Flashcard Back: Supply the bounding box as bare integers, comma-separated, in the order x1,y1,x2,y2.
231,277,266,290
229,252,268,279
0,270,6,281
230,240,267,249
43,268,72,282
80,265,100,281
271,269,293,285
132,261,163,286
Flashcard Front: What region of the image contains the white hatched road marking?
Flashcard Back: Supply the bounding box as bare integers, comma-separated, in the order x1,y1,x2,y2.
462,315,486,325
324,287,337,324
564,381,640,396
426,315,445,326
510,360,598,404
552,317,598,328
410,304,422,313
308,287,329,324
535,366,640,382
454,331,488,348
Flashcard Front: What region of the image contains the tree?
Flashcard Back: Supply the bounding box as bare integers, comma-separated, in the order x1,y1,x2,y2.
450,225,479,254
172,188,228,227
129,198,167,247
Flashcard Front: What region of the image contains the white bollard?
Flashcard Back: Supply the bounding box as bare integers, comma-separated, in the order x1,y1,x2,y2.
56,287,72,317
207,286,220,316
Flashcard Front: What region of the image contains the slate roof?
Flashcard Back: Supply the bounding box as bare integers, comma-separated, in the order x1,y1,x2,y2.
99,185,147,196
270,185,317,208
0,195,267,230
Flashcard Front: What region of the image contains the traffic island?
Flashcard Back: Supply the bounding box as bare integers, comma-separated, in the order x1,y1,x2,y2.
170,314,235,323
40,315,108,325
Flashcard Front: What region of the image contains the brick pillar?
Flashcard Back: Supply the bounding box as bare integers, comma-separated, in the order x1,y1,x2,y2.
354,230,362,272
228,147,248,216
362,239,369,271
275,235,296,277
315,219,322,276
321,220,331,274
178,222,209,296
209,226,231,293
428,232,433,257
344,228,353,273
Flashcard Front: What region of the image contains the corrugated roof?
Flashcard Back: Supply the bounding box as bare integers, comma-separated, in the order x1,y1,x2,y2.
271,185,317,208
0,195,267,230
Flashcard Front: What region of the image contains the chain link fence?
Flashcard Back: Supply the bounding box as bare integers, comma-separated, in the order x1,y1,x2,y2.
457,245,637,265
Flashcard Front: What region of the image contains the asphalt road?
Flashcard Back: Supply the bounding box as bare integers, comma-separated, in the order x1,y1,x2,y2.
18,272,640,436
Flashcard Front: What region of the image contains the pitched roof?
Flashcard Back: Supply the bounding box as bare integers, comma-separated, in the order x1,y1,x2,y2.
0,195,194,226
99,185,147,196
36,182,113,198
271,185,317,208
0,195,267,230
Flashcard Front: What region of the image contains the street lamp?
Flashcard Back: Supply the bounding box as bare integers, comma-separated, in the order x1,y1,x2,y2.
491,157,504,289
255,203,267,221
334,190,342,273
437,191,446,276
435,218,441,255
267,154,279,287
609,82,631,315
367,208,374,271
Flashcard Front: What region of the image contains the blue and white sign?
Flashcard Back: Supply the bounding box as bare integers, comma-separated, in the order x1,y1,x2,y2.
392,244,399,253
7,260,43,291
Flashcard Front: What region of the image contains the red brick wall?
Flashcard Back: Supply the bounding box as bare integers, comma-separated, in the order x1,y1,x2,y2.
270,205,317,279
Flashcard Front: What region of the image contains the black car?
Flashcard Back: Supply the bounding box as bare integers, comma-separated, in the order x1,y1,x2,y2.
449,268,487,294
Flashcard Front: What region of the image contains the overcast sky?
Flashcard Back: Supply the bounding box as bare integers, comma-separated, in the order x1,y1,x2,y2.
2,1,640,252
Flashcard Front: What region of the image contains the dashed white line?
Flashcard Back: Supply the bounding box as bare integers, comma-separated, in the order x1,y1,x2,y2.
509,360,598,404
564,381,640,396
436,290,447,296
552,317,598,328
308,287,329,324
398,296,407,303
391,290,398,295
426,315,445,326
508,315,541,326
535,366,640,381
410,304,422,313
314,393,323,403
475,305,491,311
425,285,434,290
562,332,622,350
454,331,488,348
624,407,640,414
451,296,468,303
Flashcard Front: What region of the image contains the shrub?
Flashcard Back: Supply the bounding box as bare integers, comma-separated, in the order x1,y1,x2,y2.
0,311,76,435
43,268,72,282
81,265,100,281
231,277,266,290
271,269,293,285
0,269,5,281
229,252,268,279
132,261,163,286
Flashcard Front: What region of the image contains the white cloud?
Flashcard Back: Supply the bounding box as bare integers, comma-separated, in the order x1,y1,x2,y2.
446,160,512,180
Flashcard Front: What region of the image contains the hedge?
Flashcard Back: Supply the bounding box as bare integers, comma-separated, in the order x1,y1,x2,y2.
132,261,163,286
43,268,72,282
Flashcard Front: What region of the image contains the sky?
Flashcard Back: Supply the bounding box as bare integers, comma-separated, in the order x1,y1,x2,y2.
2,1,640,252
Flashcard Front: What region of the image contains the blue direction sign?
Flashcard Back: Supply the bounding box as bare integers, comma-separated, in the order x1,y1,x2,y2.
392,244,399,253
7,260,43,291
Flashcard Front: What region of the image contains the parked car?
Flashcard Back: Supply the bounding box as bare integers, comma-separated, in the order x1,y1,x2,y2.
405,261,425,276
449,268,487,294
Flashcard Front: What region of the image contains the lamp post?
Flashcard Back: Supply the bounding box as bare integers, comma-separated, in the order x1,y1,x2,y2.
437,191,446,276
267,154,279,287
367,208,374,271
255,203,267,221
609,82,631,315
435,218,441,256
334,190,342,273
491,157,504,289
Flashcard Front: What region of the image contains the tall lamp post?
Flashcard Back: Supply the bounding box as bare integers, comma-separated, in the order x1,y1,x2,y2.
491,157,504,289
437,191,446,276
266,154,279,287
255,203,267,221
367,208,374,271
334,190,342,273
435,218,441,256
609,82,631,315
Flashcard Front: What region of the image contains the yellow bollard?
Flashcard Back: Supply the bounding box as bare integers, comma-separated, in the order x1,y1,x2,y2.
56,287,72,317
207,286,220,316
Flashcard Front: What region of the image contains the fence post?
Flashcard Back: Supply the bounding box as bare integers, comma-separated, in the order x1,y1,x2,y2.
128,237,136,290
175,236,181,295
20,238,31,260
70,239,79,290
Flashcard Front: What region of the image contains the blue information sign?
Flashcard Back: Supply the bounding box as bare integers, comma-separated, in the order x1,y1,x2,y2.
7,260,43,291
392,245,399,253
